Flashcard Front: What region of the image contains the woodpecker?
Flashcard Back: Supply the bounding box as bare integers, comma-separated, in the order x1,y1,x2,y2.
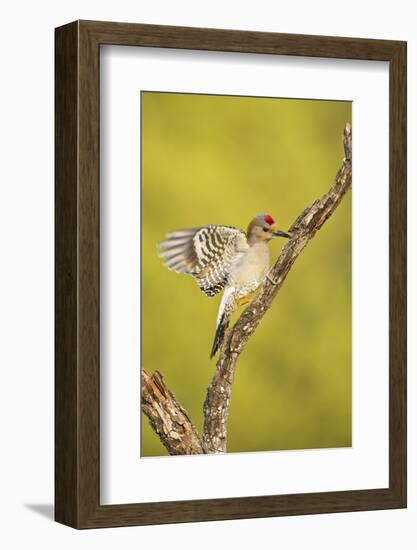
158,214,291,358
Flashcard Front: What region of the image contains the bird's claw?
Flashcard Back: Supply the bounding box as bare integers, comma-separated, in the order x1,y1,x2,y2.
266,274,280,286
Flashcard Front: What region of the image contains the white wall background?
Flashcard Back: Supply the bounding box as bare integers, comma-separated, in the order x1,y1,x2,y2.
0,1,415,548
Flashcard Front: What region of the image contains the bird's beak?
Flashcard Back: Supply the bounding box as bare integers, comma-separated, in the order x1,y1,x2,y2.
273,228,291,239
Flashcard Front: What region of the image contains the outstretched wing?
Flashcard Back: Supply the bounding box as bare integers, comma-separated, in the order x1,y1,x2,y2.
158,225,249,296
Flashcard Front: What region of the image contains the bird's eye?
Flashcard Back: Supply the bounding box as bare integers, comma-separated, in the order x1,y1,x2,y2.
262,227,269,232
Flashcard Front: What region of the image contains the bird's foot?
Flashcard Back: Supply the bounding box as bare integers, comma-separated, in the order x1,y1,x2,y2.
266,273,280,286
236,292,255,307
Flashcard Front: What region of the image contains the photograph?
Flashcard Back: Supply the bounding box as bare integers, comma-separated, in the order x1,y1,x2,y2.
140,91,352,457
0,0,410,540
50,14,406,533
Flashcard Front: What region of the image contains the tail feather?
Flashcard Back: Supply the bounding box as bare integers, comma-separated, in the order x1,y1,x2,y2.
210,312,229,359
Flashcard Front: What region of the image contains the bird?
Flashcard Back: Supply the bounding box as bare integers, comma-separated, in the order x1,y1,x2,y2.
158,214,291,358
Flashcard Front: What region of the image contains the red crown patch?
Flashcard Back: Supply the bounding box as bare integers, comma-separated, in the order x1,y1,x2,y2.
264,214,275,225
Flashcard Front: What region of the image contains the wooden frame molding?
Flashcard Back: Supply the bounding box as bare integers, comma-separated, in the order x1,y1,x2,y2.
55,20,407,528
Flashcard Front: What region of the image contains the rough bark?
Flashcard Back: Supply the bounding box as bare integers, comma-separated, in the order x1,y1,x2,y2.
141,369,204,455
142,123,352,455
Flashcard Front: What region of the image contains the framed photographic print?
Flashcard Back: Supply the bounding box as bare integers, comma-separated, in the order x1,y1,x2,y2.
55,20,406,528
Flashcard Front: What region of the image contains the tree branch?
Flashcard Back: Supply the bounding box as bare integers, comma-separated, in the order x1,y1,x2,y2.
202,123,352,453
141,369,204,454
142,123,352,455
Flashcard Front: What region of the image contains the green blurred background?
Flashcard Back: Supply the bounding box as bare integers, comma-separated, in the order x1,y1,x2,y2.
141,91,352,456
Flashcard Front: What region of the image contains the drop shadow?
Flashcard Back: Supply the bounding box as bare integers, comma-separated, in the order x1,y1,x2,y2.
24,503,54,521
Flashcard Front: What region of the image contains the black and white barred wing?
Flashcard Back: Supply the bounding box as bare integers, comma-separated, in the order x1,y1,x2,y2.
158,225,249,296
